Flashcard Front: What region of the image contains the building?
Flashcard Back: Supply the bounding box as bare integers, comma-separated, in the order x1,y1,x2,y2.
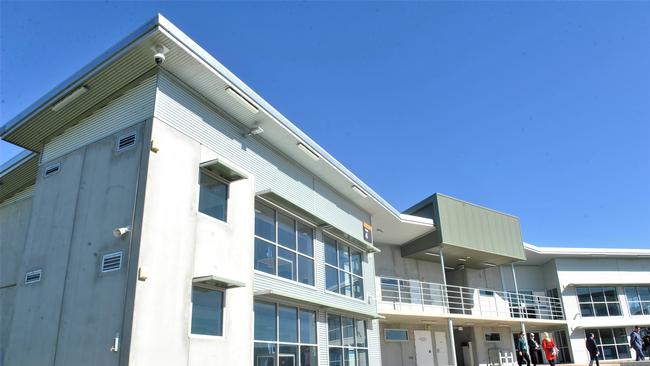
0,14,648,366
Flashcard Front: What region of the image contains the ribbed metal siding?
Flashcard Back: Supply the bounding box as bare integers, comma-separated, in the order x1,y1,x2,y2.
41,76,156,164
0,185,34,209
367,319,381,366
154,73,370,244
317,310,329,365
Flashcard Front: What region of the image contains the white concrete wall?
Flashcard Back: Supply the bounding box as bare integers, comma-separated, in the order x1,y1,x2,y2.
128,119,255,366
374,244,444,283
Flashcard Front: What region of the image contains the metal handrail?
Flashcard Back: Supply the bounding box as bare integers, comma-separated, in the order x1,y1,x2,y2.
377,276,565,320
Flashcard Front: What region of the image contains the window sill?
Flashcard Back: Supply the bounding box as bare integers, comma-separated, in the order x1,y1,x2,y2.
197,211,230,227
189,333,225,340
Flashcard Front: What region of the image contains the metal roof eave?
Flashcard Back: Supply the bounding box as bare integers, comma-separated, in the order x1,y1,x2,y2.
0,150,35,176
0,14,162,139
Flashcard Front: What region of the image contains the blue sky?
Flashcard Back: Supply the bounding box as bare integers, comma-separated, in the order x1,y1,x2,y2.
1,2,648,248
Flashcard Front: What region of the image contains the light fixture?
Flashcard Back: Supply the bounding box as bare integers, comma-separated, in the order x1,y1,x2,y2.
425,252,440,257
297,142,320,161
52,86,89,112
444,266,455,270
498,324,509,327
483,262,497,267
225,86,258,113
113,226,131,238
244,126,264,137
458,258,467,262
351,185,368,198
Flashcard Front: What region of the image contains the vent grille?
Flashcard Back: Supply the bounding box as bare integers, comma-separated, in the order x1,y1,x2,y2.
101,252,123,273
25,269,42,284
116,132,137,152
44,163,61,177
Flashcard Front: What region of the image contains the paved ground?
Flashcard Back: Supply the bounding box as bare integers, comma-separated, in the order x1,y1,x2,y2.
562,361,650,366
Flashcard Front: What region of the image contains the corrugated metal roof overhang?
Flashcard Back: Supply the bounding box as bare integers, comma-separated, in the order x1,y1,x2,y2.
0,152,38,203
0,14,434,245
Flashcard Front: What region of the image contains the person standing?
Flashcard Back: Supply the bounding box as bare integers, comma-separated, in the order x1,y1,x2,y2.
585,333,600,366
517,332,532,366
630,326,646,361
541,332,557,366
529,333,540,366
643,329,650,357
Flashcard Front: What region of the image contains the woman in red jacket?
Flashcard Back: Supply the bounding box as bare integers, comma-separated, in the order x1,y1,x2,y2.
542,332,557,366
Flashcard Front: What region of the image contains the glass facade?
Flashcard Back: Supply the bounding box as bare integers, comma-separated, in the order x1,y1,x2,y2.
324,236,364,300
198,171,228,221
327,314,368,366
584,328,631,360
254,302,318,366
624,286,650,316
577,287,622,317
191,286,224,336
254,203,315,286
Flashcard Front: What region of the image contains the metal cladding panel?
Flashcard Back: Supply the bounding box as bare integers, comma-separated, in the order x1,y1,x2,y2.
0,154,38,204
367,319,381,366
435,194,526,261
0,185,34,209
154,73,370,244
253,273,376,318
40,76,157,164
317,310,328,365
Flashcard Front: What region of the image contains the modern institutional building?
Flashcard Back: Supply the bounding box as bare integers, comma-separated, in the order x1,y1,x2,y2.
0,15,648,366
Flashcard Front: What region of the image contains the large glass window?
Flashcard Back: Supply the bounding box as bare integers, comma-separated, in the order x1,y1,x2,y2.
624,286,650,316
324,236,364,300
198,171,228,221
191,285,224,336
577,287,622,317
327,314,368,366
254,203,315,286
584,328,631,360
254,301,318,366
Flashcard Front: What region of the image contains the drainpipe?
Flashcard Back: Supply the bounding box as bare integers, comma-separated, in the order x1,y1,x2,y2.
440,247,458,366
511,263,527,336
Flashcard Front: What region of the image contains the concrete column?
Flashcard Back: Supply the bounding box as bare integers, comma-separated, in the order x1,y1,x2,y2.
511,263,527,336
440,248,458,366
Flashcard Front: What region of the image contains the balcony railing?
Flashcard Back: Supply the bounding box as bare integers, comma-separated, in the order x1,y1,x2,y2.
377,276,565,320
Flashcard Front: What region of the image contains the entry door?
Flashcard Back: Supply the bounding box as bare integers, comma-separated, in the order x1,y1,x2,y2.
415,330,435,366
434,331,449,366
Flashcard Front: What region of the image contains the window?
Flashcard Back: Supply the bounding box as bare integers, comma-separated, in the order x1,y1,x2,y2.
485,333,501,342
577,287,622,317
385,329,409,342
584,328,631,360
325,235,364,300
327,314,368,366
191,285,224,336
254,301,317,366
254,202,315,286
625,286,650,316
199,170,228,221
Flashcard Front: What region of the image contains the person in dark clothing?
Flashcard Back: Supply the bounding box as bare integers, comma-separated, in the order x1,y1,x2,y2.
630,326,646,361
528,333,541,366
586,333,600,366
517,332,531,366
643,329,650,357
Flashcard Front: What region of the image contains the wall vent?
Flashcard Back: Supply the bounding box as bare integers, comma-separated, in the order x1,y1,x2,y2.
25,269,42,284
44,163,61,177
101,252,123,273
116,132,137,152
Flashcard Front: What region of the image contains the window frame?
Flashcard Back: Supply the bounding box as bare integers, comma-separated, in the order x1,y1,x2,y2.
326,313,369,366
384,329,410,342
584,327,631,360
253,301,319,366
324,234,365,300
624,286,650,316
197,168,230,223
576,286,622,318
189,283,225,338
254,201,316,287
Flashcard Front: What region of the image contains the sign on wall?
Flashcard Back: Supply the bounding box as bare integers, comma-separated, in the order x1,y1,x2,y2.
362,222,373,243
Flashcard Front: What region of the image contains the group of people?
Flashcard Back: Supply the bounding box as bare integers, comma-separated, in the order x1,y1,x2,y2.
515,332,558,366
516,327,650,366
586,326,649,365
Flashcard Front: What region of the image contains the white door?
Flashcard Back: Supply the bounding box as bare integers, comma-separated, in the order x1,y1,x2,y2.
434,331,449,366
415,330,435,366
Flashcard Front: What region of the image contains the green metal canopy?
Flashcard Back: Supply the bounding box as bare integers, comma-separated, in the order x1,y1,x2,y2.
401,193,526,268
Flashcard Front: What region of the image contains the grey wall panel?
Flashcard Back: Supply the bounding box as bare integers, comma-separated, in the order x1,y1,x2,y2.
317,310,329,365
5,148,85,366
367,319,382,366
154,73,370,244
41,76,156,164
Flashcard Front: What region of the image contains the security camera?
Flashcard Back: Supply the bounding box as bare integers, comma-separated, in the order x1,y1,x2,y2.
154,53,166,66
150,44,169,67
113,226,131,238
